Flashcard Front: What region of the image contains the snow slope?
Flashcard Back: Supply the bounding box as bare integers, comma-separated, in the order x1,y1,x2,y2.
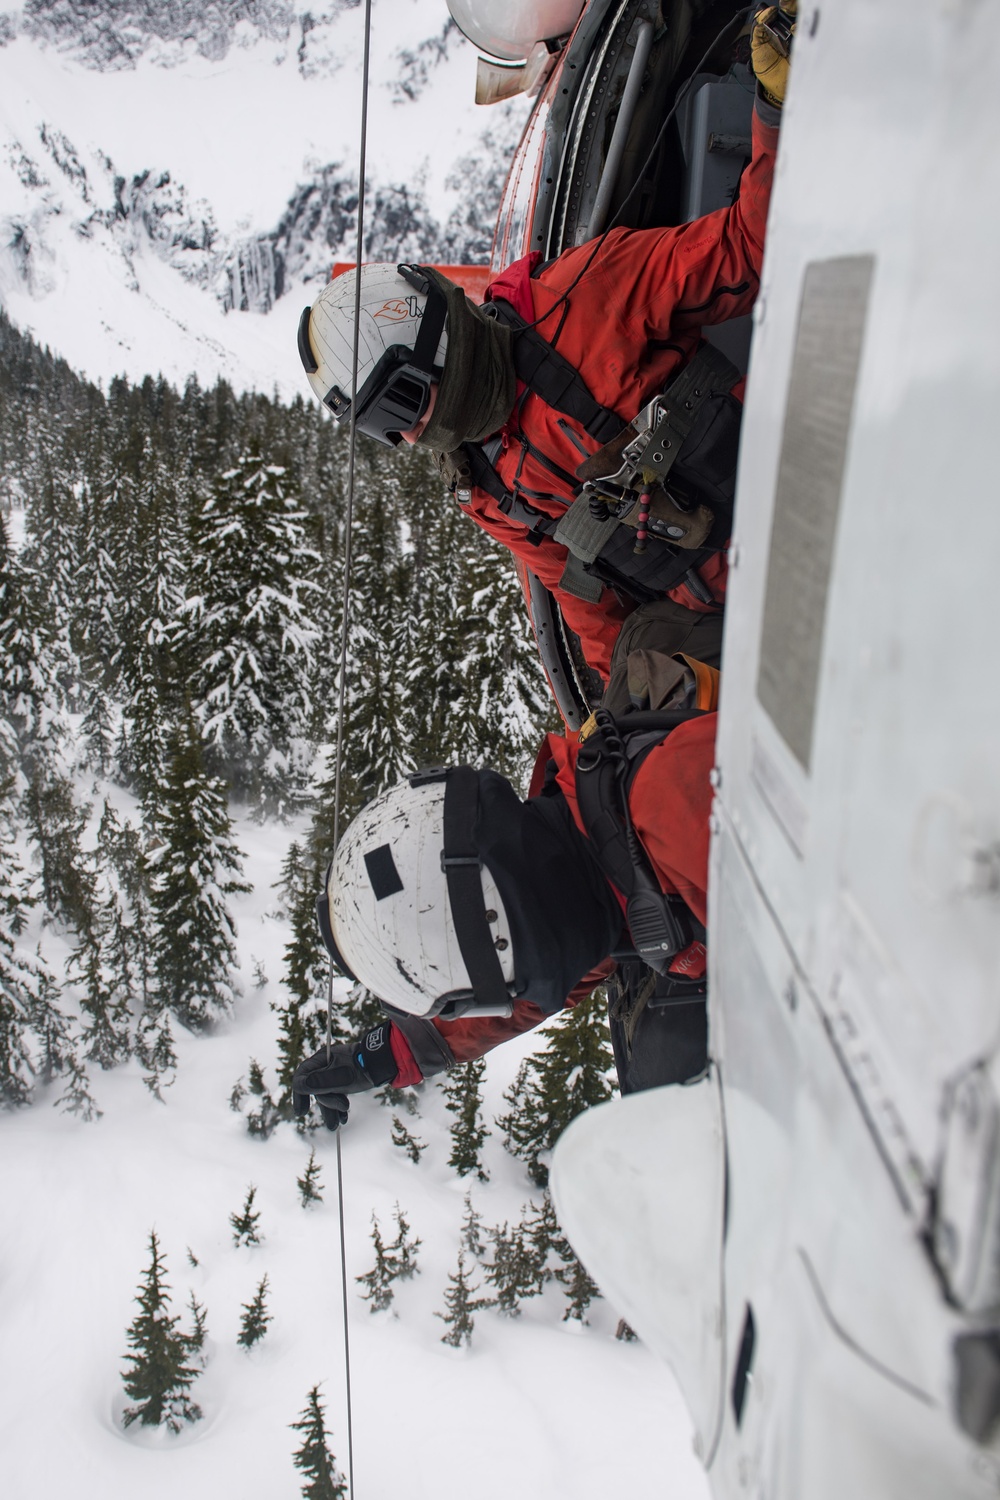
0,793,710,1500
0,0,526,396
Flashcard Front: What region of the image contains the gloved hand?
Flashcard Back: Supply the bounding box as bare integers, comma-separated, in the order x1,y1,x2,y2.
293,1023,399,1130
751,1,796,109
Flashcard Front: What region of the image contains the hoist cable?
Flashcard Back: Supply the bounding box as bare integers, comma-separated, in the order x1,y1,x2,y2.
326,0,374,1495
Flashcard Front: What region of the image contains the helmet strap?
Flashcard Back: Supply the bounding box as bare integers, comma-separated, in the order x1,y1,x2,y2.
440,767,512,1013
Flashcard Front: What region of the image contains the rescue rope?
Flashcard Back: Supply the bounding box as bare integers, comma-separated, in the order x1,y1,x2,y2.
326,0,374,1493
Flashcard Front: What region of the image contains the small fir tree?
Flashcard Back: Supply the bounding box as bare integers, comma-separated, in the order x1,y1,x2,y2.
496,988,615,1187
121,1231,202,1431
482,1214,547,1317
186,1248,199,1269
185,1291,208,1367
557,1249,602,1324
436,1249,486,1349
230,1185,263,1247
244,1057,279,1139
391,1114,426,1163
356,1213,396,1313
388,1203,421,1281
297,1147,324,1207
146,706,250,1031
290,1384,347,1500
238,1275,272,1350
441,1056,489,1181
273,840,330,1113
58,1053,102,1121
460,1191,486,1261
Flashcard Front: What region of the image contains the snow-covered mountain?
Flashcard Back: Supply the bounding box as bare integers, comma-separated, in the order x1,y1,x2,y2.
0,0,526,395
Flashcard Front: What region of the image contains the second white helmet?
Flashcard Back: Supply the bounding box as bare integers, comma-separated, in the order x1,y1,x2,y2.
317,769,516,1020
297,263,449,447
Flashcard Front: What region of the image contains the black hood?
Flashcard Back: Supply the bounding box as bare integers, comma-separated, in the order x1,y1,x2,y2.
474,769,623,1015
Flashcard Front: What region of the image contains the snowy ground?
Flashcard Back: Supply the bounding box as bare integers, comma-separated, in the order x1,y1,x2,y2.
0,792,711,1500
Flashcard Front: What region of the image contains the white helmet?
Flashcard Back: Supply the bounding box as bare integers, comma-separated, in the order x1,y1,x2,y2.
297,263,449,447
317,769,516,1020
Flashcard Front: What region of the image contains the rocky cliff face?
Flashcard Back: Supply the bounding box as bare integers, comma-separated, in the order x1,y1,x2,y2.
0,0,528,389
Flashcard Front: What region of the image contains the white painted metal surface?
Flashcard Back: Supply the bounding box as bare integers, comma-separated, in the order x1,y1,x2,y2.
552,1,1000,1492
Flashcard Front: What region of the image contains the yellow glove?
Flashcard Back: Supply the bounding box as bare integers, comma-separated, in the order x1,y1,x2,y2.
751,1,797,108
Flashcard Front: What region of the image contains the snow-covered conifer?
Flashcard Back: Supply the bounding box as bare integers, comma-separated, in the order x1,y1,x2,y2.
441,1056,489,1180
183,454,319,813
290,1385,347,1500
237,1275,272,1350
390,1115,426,1163
21,768,94,933
57,1052,102,1121
297,1147,323,1207
496,989,616,1187
121,1231,202,1432
185,1291,208,1367
436,1249,485,1349
460,1191,486,1261
230,1185,263,1248
273,840,329,1111
482,1216,546,1317
557,1252,602,1325
244,1057,279,1140
356,1214,396,1313
388,1202,421,1281
146,706,249,1031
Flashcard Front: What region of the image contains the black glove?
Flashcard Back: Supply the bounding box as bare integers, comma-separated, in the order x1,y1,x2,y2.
292,1024,399,1131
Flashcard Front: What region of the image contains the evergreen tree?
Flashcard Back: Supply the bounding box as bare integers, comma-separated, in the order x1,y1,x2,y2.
297,1147,324,1207
273,839,329,1113
481,1216,547,1317
121,1231,202,1432
496,989,616,1187
290,1385,347,1500
436,1249,485,1349
557,1252,602,1324
388,1202,421,1281
20,767,94,933
356,1213,396,1313
230,1185,263,1247
237,1275,272,1350
57,1052,102,1121
146,706,249,1031
185,1291,208,1367
243,1057,279,1140
390,1115,426,1163
460,1191,486,1261
441,1056,489,1181
182,453,319,813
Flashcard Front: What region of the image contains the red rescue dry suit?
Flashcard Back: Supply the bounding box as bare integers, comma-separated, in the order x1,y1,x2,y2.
456,99,780,684
382,711,718,1090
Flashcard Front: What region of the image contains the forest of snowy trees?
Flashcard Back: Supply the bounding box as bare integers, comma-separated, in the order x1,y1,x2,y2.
0,308,627,1485
0,306,554,1106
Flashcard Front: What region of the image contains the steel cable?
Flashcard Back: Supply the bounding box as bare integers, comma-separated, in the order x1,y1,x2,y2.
326,0,374,1494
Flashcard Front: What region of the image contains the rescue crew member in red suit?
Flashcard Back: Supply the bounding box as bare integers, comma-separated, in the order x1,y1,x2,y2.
297,9,793,692
292,690,718,1126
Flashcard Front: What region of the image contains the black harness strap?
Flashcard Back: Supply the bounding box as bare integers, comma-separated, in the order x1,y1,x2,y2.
486,298,626,444
575,710,708,972
441,767,511,1012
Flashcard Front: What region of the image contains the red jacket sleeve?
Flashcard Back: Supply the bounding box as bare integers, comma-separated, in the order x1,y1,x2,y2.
627,716,717,927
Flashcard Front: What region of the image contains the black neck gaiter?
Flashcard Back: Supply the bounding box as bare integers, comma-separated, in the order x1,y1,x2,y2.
415,269,516,453
473,769,623,1015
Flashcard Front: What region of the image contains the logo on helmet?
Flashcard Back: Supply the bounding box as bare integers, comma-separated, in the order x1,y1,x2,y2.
374,296,421,322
